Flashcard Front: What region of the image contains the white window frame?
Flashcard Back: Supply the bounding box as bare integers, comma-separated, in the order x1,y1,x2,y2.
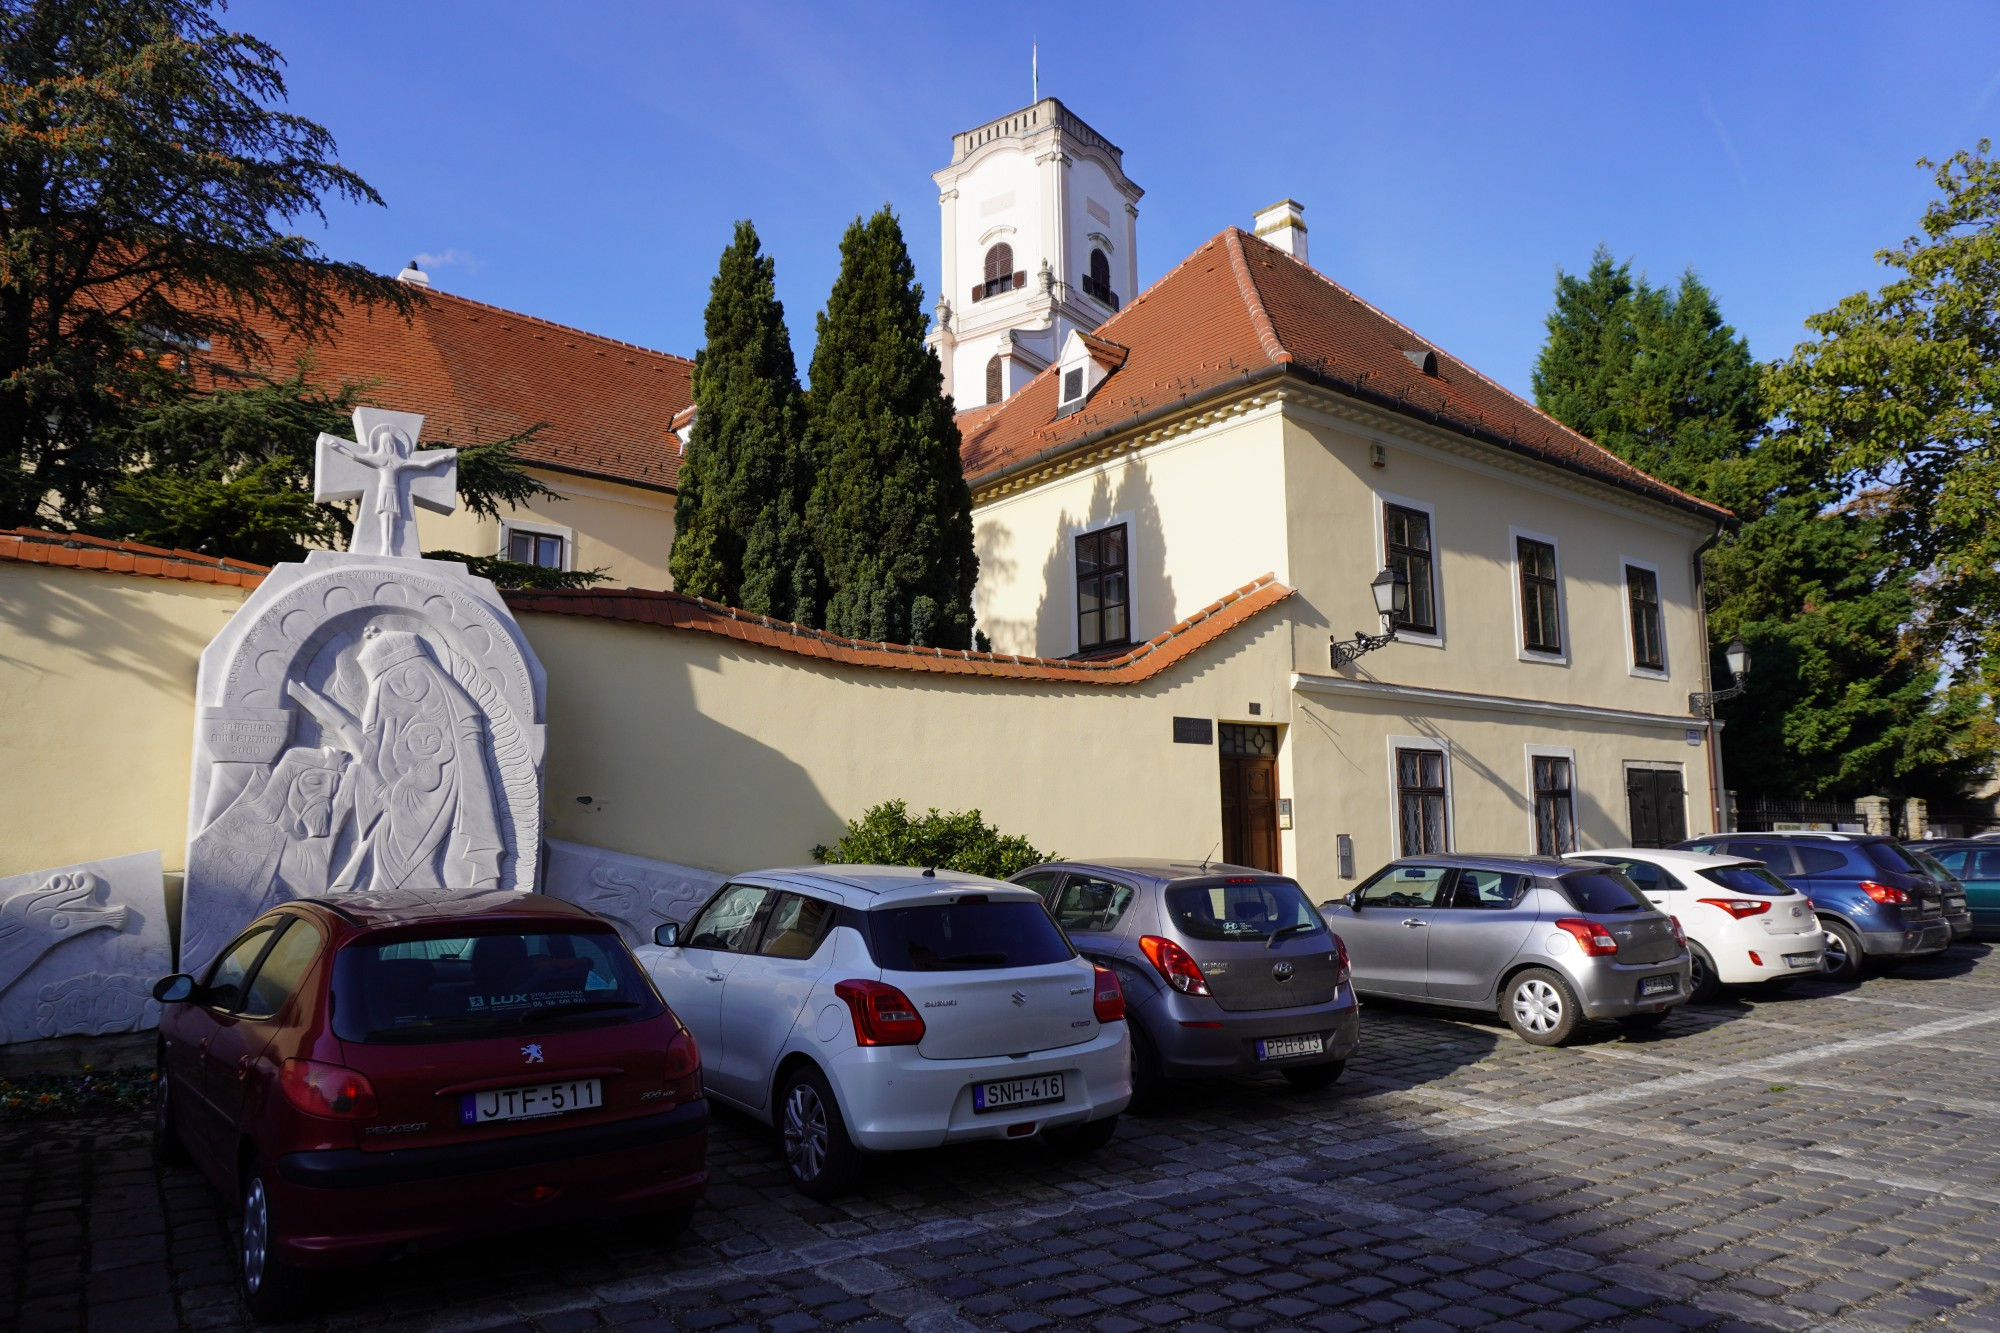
1620,555,1670,681
1373,490,1444,650
1524,744,1580,856
1067,511,1136,656
499,517,574,572
1386,734,1454,857
1508,525,1569,666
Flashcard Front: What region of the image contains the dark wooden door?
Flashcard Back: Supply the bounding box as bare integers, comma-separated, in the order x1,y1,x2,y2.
1219,724,1280,872
1625,768,1687,849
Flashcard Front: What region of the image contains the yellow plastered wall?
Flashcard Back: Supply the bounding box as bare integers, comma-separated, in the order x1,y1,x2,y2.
414,468,677,591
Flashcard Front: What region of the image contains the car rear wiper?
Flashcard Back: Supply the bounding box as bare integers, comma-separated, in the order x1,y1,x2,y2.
520,1000,642,1024
1267,922,1319,948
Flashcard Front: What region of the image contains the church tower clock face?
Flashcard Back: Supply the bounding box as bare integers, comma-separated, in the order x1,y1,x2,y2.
925,98,1143,407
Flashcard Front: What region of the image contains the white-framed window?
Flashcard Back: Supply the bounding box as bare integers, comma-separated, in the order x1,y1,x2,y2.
500,519,572,571
1525,745,1579,855
1387,734,1452,856
1621,556,1669,679
1509,525,1568,665
1374,490,1444,649
1071,518,1132,654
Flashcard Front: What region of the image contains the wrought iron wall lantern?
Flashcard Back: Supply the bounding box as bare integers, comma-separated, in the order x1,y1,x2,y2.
1688,638,1751,718
1329,567,1408,669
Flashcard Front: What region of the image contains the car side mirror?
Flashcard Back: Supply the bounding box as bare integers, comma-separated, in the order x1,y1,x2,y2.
1343,890,1362,912
652,921,680,948
153,974,196,1004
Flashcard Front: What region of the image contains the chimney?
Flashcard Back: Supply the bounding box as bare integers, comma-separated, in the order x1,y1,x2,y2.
396,259,430,289
1252,200,1308,266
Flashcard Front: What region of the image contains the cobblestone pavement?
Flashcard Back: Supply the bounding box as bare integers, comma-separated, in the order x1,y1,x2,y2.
9,944,2000,1333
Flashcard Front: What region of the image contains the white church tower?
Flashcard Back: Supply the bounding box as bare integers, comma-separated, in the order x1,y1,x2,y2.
927,99,1143,408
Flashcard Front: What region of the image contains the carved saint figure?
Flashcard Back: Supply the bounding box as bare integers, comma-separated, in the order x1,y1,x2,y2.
330,424,454,557
289,628,505,894
189,747,350,914
0,872,129,1000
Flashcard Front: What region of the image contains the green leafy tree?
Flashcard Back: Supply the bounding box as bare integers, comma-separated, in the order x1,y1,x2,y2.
805,207,976,647
95,363,573,574
1768,141,2000,688
1534,252,1989,799
812,799,1049,879
670,220,816,620
0,0,406,529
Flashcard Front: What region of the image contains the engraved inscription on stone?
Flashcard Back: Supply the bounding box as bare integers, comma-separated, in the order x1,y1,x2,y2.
199,708,294,764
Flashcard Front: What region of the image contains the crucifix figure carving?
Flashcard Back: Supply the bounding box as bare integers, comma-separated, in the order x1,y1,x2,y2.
314,407,457,559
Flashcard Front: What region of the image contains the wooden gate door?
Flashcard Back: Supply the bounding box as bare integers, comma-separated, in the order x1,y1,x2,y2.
1625,767,1687,849
1219,724,1280,872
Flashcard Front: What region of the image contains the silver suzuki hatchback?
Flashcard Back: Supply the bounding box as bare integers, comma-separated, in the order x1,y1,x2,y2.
1011,859,1360,1104
1320,855,1691,1045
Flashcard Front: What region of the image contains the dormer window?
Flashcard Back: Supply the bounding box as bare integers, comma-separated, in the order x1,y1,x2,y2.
974,243,1023,302
1062,367,1084,402
1082,249,1119,310
1054,329,1127,417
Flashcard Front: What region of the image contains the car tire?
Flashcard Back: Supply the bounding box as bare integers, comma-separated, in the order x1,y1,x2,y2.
1502,968,1582,1046
239,1161,309,1322
1280,1061,1345,1090
777,1065,860,1201
1045,1113,1119,1154
153,1056,190,1167
1687,944,1724,1004
1126,1020,1164,1115
1616,1011,1670,1033
1820,920,1864,982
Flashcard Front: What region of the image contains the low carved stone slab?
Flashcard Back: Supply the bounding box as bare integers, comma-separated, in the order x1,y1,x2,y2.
541,840,726,949
0,850,169,1044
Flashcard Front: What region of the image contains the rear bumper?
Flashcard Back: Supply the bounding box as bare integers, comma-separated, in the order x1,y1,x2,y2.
270,1100,708,1267
1141,985,1361,1078
1571,954,1692,1019
1859,922,1951,956
830,1026,1131,1152
1709,929,1825,985
1946,909,1973,941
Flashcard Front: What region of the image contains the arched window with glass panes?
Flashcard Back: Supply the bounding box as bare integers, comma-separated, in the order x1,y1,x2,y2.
985,355,1003,406
1083,249,1118,310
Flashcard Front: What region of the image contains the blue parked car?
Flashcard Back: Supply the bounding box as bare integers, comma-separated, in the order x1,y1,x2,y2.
1673,833,1953,981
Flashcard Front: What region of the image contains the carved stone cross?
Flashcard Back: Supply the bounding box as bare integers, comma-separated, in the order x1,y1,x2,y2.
314,407,457,559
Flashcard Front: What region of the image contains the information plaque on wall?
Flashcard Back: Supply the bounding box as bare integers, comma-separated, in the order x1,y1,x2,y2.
1172,716,1213,745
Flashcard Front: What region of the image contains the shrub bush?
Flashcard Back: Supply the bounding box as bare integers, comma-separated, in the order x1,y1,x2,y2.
812,799,1050,880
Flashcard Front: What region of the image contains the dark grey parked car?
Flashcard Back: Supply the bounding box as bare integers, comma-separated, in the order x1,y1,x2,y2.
1320,855,1692,1046
1010,860,1361,1101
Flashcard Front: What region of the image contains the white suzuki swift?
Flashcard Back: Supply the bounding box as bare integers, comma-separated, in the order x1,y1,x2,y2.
638,865,1131,1197
1564,848,1824,1000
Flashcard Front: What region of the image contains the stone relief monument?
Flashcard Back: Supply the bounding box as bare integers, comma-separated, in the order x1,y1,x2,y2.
542,840,725,949
180,407,546,970
0,851,170,1042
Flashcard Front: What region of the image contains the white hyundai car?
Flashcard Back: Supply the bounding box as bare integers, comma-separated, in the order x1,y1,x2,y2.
1563,848,1824,1000
637,865,1131,1197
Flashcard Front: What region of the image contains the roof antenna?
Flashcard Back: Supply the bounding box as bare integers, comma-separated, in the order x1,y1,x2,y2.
922,866,936,878
1199,841,1218,873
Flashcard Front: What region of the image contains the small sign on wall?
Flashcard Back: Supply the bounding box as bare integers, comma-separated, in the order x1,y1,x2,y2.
1685,728,1703,746
1172,717,1213,745
1277,798,1293,830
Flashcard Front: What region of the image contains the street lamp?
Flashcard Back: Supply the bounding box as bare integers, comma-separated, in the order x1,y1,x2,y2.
1329,566,1409,669
1689,638,1752,717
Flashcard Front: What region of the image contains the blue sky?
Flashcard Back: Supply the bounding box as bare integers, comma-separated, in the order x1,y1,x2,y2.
234,1,2000,400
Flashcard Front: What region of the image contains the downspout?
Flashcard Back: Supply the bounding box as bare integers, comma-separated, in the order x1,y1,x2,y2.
1692,526,1727,833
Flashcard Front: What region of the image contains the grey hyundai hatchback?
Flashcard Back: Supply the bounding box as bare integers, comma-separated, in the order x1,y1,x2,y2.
1010,860,1360,1102
1320,855,1691,1045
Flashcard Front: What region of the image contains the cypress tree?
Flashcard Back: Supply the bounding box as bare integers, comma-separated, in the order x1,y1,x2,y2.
670,221,817,621
1530,247,1637,462
805,207,976,648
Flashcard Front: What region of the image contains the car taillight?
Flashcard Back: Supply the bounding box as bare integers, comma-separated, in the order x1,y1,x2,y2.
278,1059,378,1119
663,1024,700,1081
1332,932,1351,985
1697,898,1772,919
1091,964,1125,1023
1859,881,1909,905
1138,935,1211,996
1668,914,1687,946
834,979,926,1046
1554,918,1619,957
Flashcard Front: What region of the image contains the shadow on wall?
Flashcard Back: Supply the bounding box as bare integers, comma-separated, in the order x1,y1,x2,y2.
0,573,227,698
1020,464,1176,658
534,618,844,873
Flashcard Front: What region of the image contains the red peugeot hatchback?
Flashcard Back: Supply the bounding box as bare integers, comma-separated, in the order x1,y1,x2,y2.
153,889,706,1319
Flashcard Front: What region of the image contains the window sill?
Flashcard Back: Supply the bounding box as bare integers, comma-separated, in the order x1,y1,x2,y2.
1628,665,1671,682
1517,648,1569,667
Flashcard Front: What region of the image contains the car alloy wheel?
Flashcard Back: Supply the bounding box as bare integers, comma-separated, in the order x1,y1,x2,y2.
782,1082,828,1183
238,1164,306,1319
242,1175,270,1295
1688,945,1722,1004
1821,921,1863,982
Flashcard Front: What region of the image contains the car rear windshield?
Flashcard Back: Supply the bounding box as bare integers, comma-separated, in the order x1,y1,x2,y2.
1556,872,1650,914
1697,865,1797,897
1165,879,1325,943
867,900,1074,972
330,928,661,1044
1910,850,1958,884
1866,842,1926,876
